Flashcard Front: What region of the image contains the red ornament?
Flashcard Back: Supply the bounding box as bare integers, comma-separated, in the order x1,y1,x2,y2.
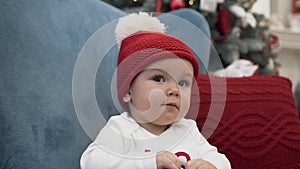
170,0,185,11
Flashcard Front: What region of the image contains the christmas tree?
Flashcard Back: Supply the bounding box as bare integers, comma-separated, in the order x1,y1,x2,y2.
103,0,280,75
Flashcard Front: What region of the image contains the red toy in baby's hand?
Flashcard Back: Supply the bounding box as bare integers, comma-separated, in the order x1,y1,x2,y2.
175,151,191,169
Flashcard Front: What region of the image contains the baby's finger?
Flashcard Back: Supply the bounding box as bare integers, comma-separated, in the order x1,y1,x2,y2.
156,151,181,169
166,153,181,169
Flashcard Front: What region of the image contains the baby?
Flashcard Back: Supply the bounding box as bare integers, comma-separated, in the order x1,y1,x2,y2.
80,12,231,169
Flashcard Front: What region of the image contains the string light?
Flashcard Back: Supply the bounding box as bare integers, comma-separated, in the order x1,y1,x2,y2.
189,0,194,6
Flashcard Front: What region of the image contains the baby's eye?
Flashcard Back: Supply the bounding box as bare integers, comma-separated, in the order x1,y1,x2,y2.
152,75,165,82
178,80,190,87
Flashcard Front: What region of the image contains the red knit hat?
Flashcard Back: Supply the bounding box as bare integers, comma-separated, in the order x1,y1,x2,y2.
116,13,200,110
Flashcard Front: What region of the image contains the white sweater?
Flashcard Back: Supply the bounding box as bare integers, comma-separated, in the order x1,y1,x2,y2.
80,112,231,169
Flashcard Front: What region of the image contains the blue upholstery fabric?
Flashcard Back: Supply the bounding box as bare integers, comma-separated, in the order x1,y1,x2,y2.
0,0,211,168
0,1,125,168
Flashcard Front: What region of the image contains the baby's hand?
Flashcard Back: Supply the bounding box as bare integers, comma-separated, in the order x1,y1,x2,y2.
156,151,181,169
184,159,217,169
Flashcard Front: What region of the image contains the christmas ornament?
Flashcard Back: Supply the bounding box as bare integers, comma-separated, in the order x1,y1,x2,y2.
170,0,185,11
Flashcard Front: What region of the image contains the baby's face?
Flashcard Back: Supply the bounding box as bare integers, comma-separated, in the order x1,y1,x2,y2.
124,57,194,126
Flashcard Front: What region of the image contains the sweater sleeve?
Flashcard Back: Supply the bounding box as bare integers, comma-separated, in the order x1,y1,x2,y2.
190,121,231,169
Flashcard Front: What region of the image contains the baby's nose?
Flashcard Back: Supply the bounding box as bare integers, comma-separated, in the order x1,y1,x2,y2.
166,82,180,97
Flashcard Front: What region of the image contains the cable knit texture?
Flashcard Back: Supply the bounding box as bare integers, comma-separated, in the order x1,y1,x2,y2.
194,75,300,169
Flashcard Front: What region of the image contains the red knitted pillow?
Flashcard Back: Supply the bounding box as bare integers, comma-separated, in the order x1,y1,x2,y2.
195,75,300,169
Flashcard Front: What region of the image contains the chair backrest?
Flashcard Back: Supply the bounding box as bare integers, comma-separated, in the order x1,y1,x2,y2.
0,1,125,168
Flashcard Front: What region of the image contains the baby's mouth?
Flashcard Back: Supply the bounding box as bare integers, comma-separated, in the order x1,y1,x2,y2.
162,103,179,110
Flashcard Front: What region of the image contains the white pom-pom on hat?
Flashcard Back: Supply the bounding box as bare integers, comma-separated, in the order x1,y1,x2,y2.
115,12,166,44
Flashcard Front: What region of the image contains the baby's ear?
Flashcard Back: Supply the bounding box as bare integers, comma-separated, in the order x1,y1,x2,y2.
122,92,131,103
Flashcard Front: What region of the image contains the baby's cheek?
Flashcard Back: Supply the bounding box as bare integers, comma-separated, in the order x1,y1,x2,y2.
179,92,191,116
133,89,167,123
181,88,191,102
147,89,166,108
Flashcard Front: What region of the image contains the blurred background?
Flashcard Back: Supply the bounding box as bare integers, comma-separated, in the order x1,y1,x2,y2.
103,0,300,111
